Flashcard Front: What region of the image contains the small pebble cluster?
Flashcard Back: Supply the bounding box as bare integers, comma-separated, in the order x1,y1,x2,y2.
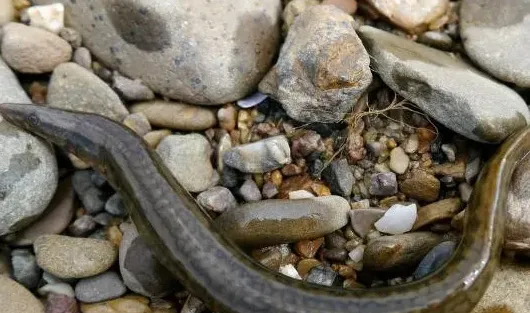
0,1,529,313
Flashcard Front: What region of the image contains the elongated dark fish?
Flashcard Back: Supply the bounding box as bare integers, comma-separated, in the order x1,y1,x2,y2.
1,102,528,313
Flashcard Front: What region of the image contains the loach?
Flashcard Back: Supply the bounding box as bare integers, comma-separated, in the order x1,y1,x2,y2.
1,102,528,313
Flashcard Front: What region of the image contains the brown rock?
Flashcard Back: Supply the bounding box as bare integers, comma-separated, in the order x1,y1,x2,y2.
251,246,282,270
451,209,465,231
217,104,238,131
413,198,462,230
278,174,314,199
46,293,79,313
311,182,331,197
363,232,442,271
400,170,440,202
0,275,45,313
281,164,303,176
432,160,466,180
323,0,358,14
143,130,172,149
296,258,321,278
294,237,325,258
131,101,216,131
349,208,386,238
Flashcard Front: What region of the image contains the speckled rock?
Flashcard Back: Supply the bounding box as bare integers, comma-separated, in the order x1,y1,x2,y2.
214,195,350,246
364,232,442,271
156,134,216,192
358,26,529,143
0,102,58,236
0,0,14,25
239,179,262,202
72,170,108,214
461,0,530,87
75,271,127,303
322,159,354,197
223,135,291,173
369,172,398,196
364,0,449,33
282,0,319,34
73,47,92,70
130,101,216,131
0,276,45,313
45,293,79,313
1,23,72,73
112,73,154,101
11,249,41,289
259,5,372,123
400,170,440,202
119,223,175,298
34,0,282,105
47,63,128,121
34,235,117,279
197,186,238,213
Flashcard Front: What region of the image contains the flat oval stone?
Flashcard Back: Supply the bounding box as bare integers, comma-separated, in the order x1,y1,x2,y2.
358,26,530,143
412,198,462,230
0,276,45,313
75,271,127,303
130,101,217,131
214,195,350,246
461,0,530,87
34,235,117,279
363,232,442,271
34,0,282,105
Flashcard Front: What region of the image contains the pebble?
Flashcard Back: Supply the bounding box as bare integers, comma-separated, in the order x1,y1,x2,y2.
413,241,456,280
404,134,419,153
75,271,127,303
197,187,237,213
119,223,175,298
459,183,473,203
295,238,324,258
369,172,398,196
217,104,238,131
68,215,96,237
105,193,127,217
72,47,92,70
441,144,456,162
322,159,354,197
282,0,319,34
291,131,325,158
27,3,64,33
93,213,113,226
389,147,409,174
214,196,350,246
34,235,117,279
1,23,71,73
417,31,453,50
262,182,279,199
47,63,128,121
237,92,268,109
59,27,82,48
363,232,442,271
465,157,481,183
323,0,358,14
39,282,75,297
80,295,150,313
349,208,385,238
364,0,448,33
0,0,14,25
252,246,282,270
432,160,466,180
38,0,282,105
288,190,315,199
181,296,206,313
239,179,262,202
8,177,74,246
412,198,462,230
45,293,79,313
306,265,339,287
460,0,530,87
11,249,41,289
260,5,371,122
130,101,216,131
358,26,530,143
223,135,291,173
400,170,440,202
0,276,45,313
156,134,216,192
348,245,365,263
112,73,155,101
72,171,108,214
0,105,59,236
279,264,302,280
143,129,172,149
374,203,417,235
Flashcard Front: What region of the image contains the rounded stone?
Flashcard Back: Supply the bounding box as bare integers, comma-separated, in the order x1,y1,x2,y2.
156,134,215,193
460,0,530,87
0,276,45,313
0,0,14,25
34,235,117,279
130,101,217,131
47,62,128,121
0,113,58,236
1,22,72,73
75,271,127,303
34,0,282,105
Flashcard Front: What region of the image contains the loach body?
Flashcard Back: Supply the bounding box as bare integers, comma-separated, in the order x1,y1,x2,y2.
0,102,528,313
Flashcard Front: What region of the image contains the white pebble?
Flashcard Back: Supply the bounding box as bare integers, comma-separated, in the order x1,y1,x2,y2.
27,3,64,33
237,91,268,108
389,147,409,174
288,190,315,199
348,245,365,263
279,264,302,280
374,203,417,235
404,134,419,153
38,283,75,297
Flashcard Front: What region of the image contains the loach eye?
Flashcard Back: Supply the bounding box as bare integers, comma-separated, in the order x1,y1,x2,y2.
27,113,40,127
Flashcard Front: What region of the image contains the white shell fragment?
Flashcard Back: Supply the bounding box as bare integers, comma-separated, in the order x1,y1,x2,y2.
27,3,64,33
279,264,302,280
237,91,268,108
374,203,417,235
